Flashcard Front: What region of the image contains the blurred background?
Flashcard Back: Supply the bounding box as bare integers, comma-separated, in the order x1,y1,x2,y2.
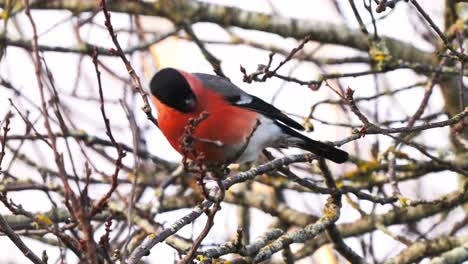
0,0,467,263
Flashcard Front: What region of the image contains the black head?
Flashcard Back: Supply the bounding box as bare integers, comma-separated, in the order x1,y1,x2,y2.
150,68,197,113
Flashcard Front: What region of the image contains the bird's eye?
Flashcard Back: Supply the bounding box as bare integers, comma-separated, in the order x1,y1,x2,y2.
184,97,196,110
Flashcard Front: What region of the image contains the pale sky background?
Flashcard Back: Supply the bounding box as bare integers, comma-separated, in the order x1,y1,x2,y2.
0,1,463,263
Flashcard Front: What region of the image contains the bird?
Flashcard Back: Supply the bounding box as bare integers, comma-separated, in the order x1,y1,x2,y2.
149,67,348,164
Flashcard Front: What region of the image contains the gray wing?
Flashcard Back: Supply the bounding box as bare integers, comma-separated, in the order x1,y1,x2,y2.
193,73,252,104
193,73,305,131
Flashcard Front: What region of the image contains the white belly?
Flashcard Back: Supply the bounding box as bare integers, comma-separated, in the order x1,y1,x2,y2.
236,115,283,163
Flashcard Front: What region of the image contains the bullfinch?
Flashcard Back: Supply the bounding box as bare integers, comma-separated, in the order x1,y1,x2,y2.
150,68,348,164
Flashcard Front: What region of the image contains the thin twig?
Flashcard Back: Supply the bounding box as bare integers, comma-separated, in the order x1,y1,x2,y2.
99,0,158,127
179,203,220,263
89,47,126,218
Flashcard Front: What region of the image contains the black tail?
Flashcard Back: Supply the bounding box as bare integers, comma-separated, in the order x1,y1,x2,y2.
278,123,349,164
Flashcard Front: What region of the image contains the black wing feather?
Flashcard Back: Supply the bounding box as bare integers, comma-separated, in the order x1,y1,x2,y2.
277,122,349,163
236,96,305,131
